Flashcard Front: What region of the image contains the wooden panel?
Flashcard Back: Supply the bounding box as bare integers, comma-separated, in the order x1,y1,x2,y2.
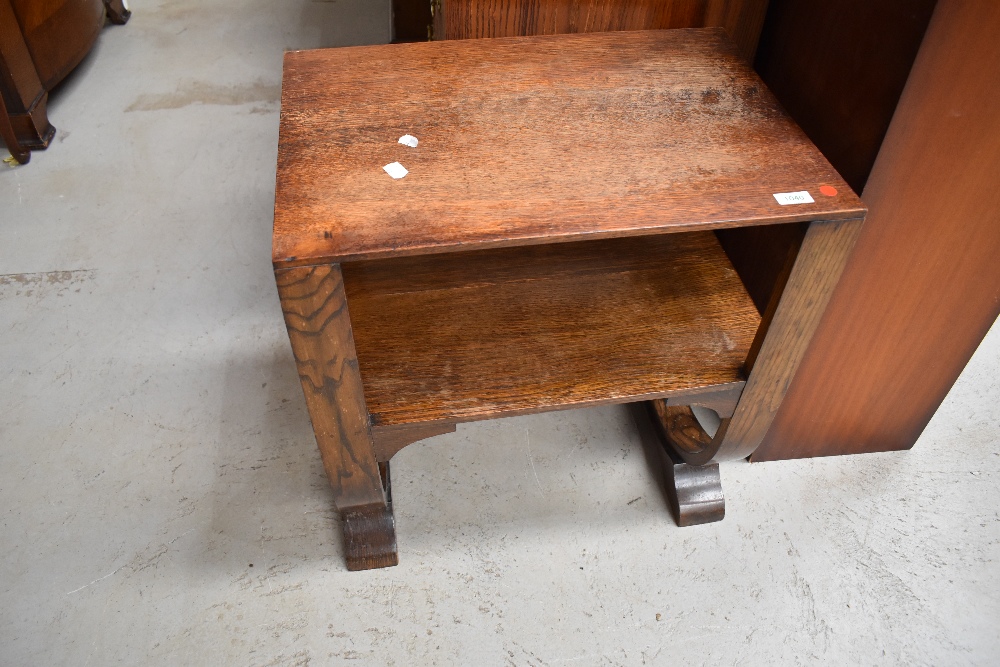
274,29,862,267
719,0,934,314
754,0,935,195
342,233,759,426
275,265,387,509
372,422,457,462
438,0,768,61
753,1,1000,460
0,0,43,111
9,0,104,89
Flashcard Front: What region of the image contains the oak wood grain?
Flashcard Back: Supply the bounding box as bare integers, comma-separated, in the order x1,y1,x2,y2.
273,29,862,267
341,232,759,426
714,217,864,461
663,382,743,419
649,217,863,466
275,265,388,510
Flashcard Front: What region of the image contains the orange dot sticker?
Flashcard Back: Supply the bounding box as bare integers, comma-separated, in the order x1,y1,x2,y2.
819,185,838,197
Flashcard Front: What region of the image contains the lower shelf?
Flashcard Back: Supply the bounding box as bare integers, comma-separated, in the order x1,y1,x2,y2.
342,232,760,427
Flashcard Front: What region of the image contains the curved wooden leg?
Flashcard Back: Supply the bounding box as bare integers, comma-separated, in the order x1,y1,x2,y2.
642,403,725,526
103,0,131,24
276,264,398,571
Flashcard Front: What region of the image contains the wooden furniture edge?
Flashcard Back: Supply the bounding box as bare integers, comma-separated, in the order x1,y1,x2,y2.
274,264,398,570
651,215,865,466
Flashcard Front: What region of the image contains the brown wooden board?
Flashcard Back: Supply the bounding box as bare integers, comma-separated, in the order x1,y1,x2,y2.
341,232,759,426
435,0,768,62
273,29,862,268
752,1,1000,460
753,0,935,195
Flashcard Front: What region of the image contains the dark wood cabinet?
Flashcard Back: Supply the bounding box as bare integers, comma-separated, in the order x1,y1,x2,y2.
0,0,129,164
752,0,1000,460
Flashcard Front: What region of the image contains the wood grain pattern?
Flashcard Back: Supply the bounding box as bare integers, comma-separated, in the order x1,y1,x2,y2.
438,0,767,61
341,232,758,426
664,382,743,419
273,29,862,267
275,265,388,510
649,217,863,466
653,402,714,455
753,0,1000,461
715,217,864,461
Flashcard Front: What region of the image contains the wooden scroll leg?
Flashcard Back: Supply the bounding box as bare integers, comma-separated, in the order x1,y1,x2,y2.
646,217,865,524
103,0,131,24
638,403,726,526
713,216,866,463
276,264,398,571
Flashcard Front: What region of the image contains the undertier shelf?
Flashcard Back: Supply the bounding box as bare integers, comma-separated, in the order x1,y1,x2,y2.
342,232,761,427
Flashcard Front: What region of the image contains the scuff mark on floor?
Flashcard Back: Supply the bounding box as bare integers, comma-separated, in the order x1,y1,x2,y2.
125,80,280,112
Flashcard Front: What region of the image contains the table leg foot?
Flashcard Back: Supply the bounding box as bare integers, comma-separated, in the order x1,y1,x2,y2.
641,402,726,526
342,504,399,571
662,456,725,527
342,461,398,570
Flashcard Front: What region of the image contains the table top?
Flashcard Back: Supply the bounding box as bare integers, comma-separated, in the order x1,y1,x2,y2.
273,29,864,267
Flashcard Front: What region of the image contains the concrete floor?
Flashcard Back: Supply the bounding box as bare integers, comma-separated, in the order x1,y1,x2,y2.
2,1,998,664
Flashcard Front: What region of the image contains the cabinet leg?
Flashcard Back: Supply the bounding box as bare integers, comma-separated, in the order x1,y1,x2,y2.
276,264,398,570
0,101,30,165
103,0,131,24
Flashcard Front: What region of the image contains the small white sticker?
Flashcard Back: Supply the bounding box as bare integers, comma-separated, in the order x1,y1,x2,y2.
398,134,419,148
383,162,408,179
773,191,815,205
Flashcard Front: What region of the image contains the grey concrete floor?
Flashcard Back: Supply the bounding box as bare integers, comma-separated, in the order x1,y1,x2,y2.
1,1,999,665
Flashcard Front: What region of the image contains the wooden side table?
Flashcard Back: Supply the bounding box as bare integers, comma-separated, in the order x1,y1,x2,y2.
273,29,865,571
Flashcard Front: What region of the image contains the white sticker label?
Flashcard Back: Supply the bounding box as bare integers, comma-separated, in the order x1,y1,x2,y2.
383,162,408,179
773,191,815,205
398,134,419,148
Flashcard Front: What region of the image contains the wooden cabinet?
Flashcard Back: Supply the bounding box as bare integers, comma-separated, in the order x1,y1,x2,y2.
0,0,130,164
752,0,1000,459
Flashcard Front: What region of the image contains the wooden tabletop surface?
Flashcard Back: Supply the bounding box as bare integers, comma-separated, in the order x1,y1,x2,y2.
274,29,864,267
